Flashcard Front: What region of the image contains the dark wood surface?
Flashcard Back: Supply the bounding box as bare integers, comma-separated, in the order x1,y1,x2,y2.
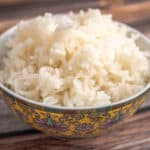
0,0,150,149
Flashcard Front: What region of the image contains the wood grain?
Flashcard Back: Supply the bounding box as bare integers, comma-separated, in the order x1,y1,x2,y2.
0,0,149,26
0,99,32,135
0,0,122,6
0,111,149,150
109,1,150,24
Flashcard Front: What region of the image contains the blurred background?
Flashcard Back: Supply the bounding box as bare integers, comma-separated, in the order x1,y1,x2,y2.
0,0,150,35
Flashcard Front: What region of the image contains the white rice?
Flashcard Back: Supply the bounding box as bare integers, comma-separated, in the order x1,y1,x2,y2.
0,9,149,107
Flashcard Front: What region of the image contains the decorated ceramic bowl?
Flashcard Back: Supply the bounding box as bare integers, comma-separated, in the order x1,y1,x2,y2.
0,24,149,138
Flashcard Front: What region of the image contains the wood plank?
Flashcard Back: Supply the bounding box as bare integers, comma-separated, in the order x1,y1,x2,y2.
0,111,149,150
0,0,122,7
0,99,32,135
0,19,19,34
0,0,91,6
0,1,100,21
0,0,66,6
0,0,148,7
133,21,150,37
109,1,150,24
0,0,149,26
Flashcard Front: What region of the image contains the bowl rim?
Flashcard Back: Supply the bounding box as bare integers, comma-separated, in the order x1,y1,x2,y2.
0,22,150,110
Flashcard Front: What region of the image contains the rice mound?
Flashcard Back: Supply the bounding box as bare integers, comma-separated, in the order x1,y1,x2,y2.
0,9,149,107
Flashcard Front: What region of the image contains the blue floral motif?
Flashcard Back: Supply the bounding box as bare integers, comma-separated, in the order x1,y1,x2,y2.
76,123,93,131
35,115,67,131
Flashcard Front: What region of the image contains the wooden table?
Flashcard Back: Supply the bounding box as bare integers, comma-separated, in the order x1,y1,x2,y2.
0,0,150,149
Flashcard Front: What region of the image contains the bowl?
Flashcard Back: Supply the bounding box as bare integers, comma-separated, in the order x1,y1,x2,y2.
0,24,149,138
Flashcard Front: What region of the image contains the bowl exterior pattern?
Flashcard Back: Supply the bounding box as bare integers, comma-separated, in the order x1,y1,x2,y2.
0,88,149,138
